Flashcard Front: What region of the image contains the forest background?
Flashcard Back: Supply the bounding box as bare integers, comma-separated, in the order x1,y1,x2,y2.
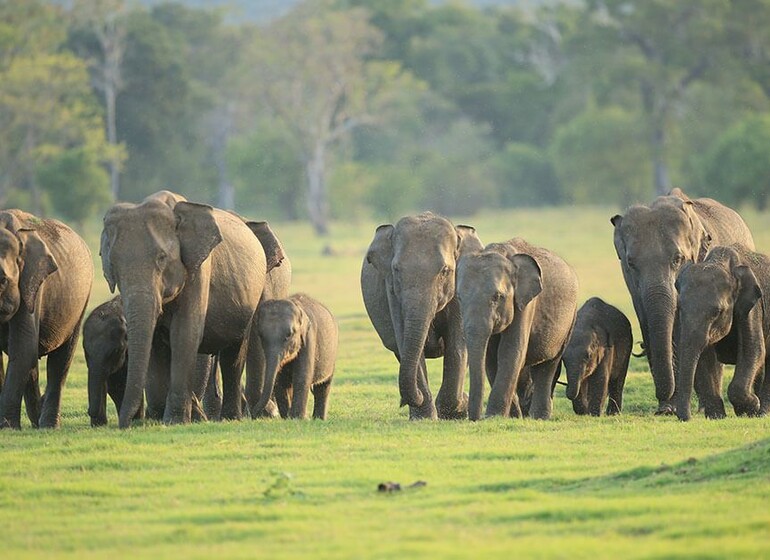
3,0,770,235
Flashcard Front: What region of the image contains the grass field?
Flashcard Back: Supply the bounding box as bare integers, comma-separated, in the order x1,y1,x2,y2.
2,206,770,559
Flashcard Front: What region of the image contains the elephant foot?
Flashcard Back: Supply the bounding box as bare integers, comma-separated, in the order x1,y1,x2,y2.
654,402,676,416
436,392,468,420
252,399,280,419
730,393,760,417
38,412,61,429
703,400,726,420
90,415,108,428
408,399,437,420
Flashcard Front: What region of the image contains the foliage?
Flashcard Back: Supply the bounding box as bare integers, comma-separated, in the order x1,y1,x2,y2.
551,106,651,206
491,142,561,207
700,114,770,210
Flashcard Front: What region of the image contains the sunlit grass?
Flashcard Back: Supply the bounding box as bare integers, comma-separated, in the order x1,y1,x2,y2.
3,206,770,559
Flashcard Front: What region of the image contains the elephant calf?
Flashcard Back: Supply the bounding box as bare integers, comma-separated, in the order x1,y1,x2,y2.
674,245,770,420
563,297,632,416
251,293,338,419
84,296,219,426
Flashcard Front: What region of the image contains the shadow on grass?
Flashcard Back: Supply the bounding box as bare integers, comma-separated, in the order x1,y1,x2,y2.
477,438,770,496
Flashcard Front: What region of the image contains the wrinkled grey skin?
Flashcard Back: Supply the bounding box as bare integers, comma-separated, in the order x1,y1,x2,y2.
0,210,92,429
253,294,338,419
84,296,218,426
100,191,284,428
612,188,755,415
674,245,770,420
361,212,483,420
563,297,632,416
243,220,291,419
457,238,578,421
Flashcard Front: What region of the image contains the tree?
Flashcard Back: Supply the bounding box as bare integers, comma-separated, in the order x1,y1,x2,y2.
550,106,650,206
69,0,129,200
243,2,390,234
580,0,732,195
700,113,770,210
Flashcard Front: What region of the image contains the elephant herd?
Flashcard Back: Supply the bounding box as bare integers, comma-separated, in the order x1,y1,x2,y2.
363,188,768,422
0,190,337,429
0,187,766,429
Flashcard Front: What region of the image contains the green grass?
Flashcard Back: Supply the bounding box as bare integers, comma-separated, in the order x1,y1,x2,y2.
3,206,770,559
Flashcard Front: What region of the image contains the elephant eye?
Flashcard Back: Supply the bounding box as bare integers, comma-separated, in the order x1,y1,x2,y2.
626,257,637,271
0,276,7,288
440,265,453,276
156,252,168,266
672,253,685,268
492,291,504,303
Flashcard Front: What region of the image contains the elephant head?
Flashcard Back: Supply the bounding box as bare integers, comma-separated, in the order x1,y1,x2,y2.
674,247,763,420
253,298,307,415
456,246,542,420
0,215,58,322
99,192,222,427
611,194,711,412
562,329,606,402
365,213,482,410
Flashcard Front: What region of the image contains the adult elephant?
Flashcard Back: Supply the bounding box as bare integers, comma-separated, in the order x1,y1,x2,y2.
674,245,770,420
611,188,755,414
361,212,483,419
100,191,283,428
456,238,578,420
0,210,92,429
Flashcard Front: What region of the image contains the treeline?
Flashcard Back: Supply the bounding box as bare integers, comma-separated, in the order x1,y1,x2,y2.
1,0,770,233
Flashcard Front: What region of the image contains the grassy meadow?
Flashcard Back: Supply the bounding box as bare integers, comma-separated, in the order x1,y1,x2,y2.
2,206,770,559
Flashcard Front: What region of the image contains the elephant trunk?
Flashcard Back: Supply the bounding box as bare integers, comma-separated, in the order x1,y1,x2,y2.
464,327,490,422
674,329,707,421
565,361,582,401
642,284,676,409
255,349,281,417
118,291,160,429
87,370,108,427
398,302,434,409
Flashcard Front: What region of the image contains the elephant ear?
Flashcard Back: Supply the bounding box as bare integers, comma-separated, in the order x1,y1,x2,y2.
610,214,625,261
733,265,762,317
455,225,483,259
17,229,58,313
509,253,543,311
365,224,394,273
100,227,117,293
174,202,223,273
246,221,285,273
680,200,710,261
674,262,693,293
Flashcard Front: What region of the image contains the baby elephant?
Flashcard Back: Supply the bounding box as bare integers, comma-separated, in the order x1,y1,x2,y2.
84,297,217,426
83,297,137,427
562,297,632,416
251,294,338,419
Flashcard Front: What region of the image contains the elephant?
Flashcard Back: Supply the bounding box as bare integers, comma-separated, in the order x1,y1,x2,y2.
611,188,755,414
563,297,632,416
242,220,292,419
83,296,220,426
674,245,770,420
100,190,284,428
361,212,484,420
456,238,578,420
0,210,92,429
251,293,338,419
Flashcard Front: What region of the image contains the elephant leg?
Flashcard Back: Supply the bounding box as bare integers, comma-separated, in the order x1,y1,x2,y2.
202,355,223,421
0,314,39,429
409,356,437,420
693,347,725,419
587,369,610,417
145,342,170,422
606,373,626,416
435,319,468,420
512,366,532,418
288,367,311,420
39,328,81,428
275,373,291,418
311,379,332,420
529,357,561,420
23,367,41,428
0,352,5,392
758,360,770,416
245,325,267,414
219,344,247,421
